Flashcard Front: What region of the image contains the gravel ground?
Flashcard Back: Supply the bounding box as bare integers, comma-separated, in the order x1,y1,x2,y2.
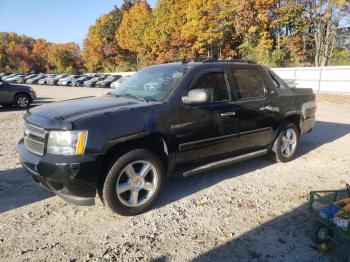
0,86,350,262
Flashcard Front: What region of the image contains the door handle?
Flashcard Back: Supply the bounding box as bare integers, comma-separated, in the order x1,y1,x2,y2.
260,106,273,111
220,112,236,117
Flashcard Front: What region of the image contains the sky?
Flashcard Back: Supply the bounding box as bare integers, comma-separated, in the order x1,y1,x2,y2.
0,0,156,46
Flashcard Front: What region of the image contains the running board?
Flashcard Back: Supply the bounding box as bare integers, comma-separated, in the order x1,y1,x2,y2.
182,149,268,177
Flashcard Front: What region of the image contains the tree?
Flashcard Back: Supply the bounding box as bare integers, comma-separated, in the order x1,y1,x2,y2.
306,0,350,66
83,5,137,72
48,43,82,73
143,0,190,62
181,0,236,59
31,39,49,72
0,32,82,73
7,42,31,72
116,2,152,66
329,47,350,65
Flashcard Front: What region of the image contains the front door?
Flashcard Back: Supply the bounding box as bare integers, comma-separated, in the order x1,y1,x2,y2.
174,70,236,163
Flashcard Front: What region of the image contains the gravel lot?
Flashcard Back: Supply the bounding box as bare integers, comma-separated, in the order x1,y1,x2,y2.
1,86,350,262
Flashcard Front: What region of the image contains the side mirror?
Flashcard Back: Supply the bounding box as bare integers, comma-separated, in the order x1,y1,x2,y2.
182,89,209,105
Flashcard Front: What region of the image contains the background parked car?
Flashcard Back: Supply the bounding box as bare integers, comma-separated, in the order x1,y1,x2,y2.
26,74,47,84
57,75,80,86
0,80,36,108
2,73,20,81
12,74,27,83
7,74,25,83
47,74,68,85
110,75,133,89
38,74,57,85
95,75,121,88
0,73,10,80
83,75,106,87
17,74,37,84
69,76,92,87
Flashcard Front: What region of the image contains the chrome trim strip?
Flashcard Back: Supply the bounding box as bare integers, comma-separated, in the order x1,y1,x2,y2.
179,127,272,151
22,163,40,176
183,149,268,177
25,122,46,139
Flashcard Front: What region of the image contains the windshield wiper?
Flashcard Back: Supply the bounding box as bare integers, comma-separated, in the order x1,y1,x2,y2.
112,93,148,102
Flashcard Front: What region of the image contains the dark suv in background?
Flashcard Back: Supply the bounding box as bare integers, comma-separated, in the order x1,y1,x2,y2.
19,60,316,216
0,80,36,108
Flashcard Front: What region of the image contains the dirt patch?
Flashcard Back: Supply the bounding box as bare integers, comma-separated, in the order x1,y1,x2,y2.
317,93,350,104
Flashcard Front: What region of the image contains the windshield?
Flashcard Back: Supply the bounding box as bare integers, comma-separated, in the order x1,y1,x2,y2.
111,65,187,101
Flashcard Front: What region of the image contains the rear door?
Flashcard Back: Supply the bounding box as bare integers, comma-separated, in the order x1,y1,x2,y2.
228,66,277,151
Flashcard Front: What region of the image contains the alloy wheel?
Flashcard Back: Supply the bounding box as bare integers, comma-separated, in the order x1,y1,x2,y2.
116,161,158,207
280,128,297,157
17,96,29,108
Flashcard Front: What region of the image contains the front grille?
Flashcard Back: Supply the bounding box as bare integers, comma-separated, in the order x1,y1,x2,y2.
24,122,46,156
25,122,46,138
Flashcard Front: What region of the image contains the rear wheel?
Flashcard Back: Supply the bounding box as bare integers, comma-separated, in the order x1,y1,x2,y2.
102,148,165,216
272,122,299,162
14,94,31,109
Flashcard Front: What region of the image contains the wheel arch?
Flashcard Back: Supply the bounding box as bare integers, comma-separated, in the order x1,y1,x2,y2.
14,92,32,102
283,113,302,134
271,113,301,152
98,133,170,195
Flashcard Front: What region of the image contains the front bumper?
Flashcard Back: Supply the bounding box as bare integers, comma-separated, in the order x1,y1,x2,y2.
18,139,102,206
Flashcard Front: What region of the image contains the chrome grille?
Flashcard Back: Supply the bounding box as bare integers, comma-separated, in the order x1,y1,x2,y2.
24,122,46,156
25,122,46,138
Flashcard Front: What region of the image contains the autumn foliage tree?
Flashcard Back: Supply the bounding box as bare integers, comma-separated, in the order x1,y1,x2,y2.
116,2,152,67
47,43,82,73
1,0,350,73
0,32,83,73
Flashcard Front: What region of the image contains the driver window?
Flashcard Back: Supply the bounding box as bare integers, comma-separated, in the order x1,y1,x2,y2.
191,72,229,102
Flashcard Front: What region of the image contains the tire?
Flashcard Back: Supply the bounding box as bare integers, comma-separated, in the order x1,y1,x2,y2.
272,122,300,163
14,94,31,109
310,222,332,244
102,148,165,216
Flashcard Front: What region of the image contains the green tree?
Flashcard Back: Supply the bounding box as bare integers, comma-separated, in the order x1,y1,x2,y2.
48,43,82,73
329,48,350,65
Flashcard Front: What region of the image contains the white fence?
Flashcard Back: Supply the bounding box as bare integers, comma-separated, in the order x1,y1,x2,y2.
272,66,350,93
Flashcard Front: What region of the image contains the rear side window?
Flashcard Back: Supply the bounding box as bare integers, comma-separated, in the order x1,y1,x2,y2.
268,70,288,89
191,72,229,102
231,68,265,99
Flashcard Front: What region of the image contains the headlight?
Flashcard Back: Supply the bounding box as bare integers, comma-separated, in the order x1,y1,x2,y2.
47,130,88,155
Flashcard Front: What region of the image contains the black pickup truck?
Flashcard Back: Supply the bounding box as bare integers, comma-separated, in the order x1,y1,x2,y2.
18,60,316,216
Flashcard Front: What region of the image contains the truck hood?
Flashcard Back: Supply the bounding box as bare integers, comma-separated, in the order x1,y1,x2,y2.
26,95,155,129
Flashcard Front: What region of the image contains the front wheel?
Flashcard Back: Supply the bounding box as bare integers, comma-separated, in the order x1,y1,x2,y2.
311,222,333,244
272,122,300,162
102,148,165,216
14,94,31,109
